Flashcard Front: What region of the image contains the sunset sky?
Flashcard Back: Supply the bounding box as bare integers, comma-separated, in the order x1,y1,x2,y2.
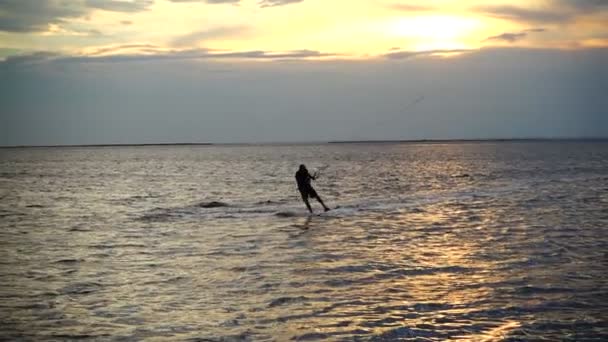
1,0,607,145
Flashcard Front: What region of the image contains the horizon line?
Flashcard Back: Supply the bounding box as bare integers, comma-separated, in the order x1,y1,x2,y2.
1,137,607,149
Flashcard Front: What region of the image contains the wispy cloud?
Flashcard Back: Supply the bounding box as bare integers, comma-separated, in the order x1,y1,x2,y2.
85,0,153,12
484,32,528,43
0,48,336,67
383,49,472,60
474,1,608,24
525,28,546,33
171,26,250,47
259,0,304,8
473,5,569,24
168,0,304,6
483,28,547,43
87,43,165,56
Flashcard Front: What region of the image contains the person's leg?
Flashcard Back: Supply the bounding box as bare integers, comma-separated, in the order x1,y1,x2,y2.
301,193,313,213
315,194,330,211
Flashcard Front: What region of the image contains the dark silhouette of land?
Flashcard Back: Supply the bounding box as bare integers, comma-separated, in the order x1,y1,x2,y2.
0,143,214,149
327,138,608,144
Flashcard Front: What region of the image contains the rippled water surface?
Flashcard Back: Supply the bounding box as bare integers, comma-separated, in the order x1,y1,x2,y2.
1,142,607,341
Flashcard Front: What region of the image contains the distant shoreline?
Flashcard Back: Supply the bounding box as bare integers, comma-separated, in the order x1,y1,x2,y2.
1,138,607,149
0,143,214,149
327,138,608,144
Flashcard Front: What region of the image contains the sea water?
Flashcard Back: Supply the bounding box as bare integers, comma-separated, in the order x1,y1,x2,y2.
0,141,607,341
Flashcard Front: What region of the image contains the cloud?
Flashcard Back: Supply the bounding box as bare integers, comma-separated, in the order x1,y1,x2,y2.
171,26,250,47
473,5,570,24
483,28,547,43
87,43,164,55
3,47,605,146
0,0,153,32
0,48,336,66
0,48,23,59
224,49,329,59
0,51,60,66
81,28,104,36
168,0,240,3
0,0,86,32
259,0,304,7
168,0,305,6
0,0,305,32
474,1,608,24
555,0,608,12
85,0,153,12
484,32,528,43
525,28,546,33
388,3,434,12
383,49,472,60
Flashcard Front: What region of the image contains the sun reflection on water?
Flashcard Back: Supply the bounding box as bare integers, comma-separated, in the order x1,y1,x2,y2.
1,143,607,340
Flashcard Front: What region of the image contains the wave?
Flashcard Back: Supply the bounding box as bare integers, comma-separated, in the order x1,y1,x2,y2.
198,201,230,208
53,258,84,264
136,196,441,223
275,211,299,218
268,296,309,307
135,183,536,223
139,211,177,222
59,282,103,295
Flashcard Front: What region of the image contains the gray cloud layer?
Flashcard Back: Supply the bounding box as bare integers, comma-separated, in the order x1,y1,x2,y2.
0,0,86,32
0,0,153,32
3,48,605,145
0,0,303,32
556,0,608,12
